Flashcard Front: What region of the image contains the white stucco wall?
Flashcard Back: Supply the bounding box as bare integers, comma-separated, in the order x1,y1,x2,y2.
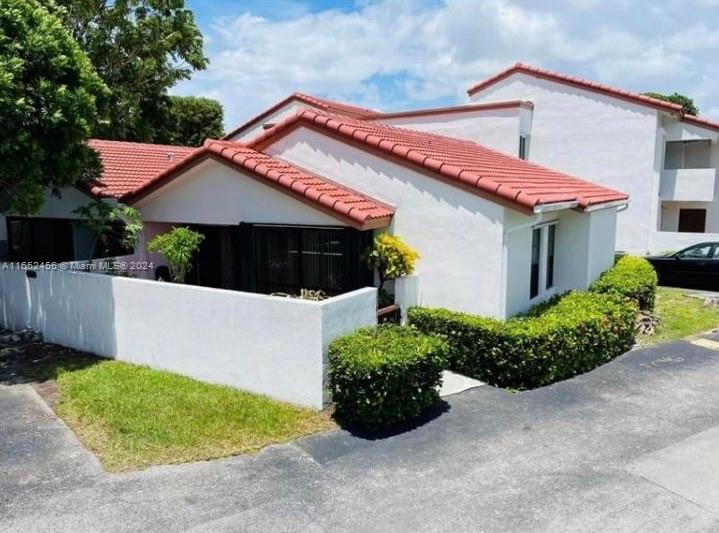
265,127,507,317
135,158,345,227
470,73,659,255
502,206,617,316
373,107,525,156
33,187,102,219
227,100,314,144
0,267,377,408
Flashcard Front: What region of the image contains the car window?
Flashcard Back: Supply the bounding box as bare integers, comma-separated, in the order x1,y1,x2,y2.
678,244,713,259
713,247,719,259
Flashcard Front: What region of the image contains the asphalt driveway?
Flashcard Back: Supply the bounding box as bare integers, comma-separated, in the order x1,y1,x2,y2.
3,338,719,532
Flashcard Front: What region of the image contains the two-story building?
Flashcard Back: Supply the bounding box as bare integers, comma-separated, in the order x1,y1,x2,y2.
464,63,719,255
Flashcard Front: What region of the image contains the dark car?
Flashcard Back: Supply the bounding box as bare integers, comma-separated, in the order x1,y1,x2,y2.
646,242,719,290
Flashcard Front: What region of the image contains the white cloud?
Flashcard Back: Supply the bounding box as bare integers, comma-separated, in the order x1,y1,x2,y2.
174,0,719,130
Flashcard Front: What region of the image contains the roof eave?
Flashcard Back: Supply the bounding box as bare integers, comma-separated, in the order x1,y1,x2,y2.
581,199,630,212
533,200,579,213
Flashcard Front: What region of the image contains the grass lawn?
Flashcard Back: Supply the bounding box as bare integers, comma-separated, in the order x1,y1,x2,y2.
4,343,332,472
639,286,719,345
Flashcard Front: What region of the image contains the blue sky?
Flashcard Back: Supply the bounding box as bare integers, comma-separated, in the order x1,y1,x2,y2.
176,0,719,131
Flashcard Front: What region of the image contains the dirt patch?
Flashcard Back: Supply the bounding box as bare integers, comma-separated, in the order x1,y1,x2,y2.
0,338,100,407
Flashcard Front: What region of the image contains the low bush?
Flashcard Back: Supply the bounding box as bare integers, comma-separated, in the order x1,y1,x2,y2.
409,291,637,390
590,256,658,311
328,325,447,429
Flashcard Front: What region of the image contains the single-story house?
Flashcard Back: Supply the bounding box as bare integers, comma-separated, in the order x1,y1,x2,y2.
2,97,629,318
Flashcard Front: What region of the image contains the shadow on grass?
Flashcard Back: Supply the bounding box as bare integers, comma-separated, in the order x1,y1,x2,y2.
0,340,100,385
333,400,451,441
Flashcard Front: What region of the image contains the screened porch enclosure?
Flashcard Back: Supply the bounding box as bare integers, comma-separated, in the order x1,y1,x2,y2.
188,223,373,297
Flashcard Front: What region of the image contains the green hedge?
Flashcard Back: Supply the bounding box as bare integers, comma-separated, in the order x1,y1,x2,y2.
328,325,447,428
408,291,636,389
590,256,658,311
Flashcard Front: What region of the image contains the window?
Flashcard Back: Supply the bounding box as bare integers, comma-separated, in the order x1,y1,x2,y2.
678,209,706,233
546,224,556,289
529,223,558,300
7,217,75,262
678,243,713,259
519,135,528,160
248,225,370,296
664,140,711,169
530,228,541,299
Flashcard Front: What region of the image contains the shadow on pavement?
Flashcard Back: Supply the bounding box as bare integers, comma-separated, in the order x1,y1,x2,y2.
333,400,451,441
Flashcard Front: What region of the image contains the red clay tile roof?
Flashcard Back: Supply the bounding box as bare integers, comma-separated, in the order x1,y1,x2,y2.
250,109,629,212
124,139,394,230
223,92,377,140
87,139,195,198
466,62,719,132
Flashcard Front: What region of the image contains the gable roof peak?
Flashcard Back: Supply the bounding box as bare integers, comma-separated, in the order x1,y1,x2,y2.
466,62,719,132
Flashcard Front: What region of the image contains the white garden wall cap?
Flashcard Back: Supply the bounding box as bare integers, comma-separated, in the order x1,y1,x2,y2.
223,92,379,141
249,108,629,213
80,139,196,199
467,62,719,133
124,139,394,230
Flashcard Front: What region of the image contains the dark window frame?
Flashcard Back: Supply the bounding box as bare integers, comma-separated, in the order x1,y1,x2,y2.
519,135,528,160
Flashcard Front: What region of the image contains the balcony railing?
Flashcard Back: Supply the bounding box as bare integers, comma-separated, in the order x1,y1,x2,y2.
659,168,717,202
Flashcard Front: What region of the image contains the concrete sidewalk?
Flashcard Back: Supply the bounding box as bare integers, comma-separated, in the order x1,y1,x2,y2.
3,339,719,532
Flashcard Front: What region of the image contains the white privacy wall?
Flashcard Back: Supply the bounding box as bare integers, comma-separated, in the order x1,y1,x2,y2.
265,128,507,317
470,73,659,255
0,267,376,408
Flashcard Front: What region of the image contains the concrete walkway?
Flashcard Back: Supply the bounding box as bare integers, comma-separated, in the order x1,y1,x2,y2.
4,338,719,532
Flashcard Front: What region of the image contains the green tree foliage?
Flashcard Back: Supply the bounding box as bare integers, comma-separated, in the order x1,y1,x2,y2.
74,200,144,258
58,0,208,142
155,95,224,146
643,91,699,116
146,226,204,283
0,0,108,214
363,233,420,292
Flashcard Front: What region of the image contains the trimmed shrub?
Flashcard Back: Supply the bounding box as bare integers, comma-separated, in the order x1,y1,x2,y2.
590,256,658,311
409,291,637,390
328,325,447,429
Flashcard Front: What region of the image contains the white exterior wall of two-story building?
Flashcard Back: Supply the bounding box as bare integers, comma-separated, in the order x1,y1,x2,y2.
467,72,719,255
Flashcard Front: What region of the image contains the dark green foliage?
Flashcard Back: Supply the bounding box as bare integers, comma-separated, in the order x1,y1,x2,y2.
0,0,108,213
58,0,208,142
155,95,224,146
643,91,699,116
409,291,637,390
328,326,448,428
590,256,658,311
